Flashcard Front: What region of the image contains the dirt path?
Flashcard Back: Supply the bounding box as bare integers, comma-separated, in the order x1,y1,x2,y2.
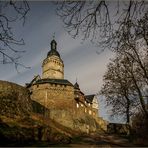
68,134,136,147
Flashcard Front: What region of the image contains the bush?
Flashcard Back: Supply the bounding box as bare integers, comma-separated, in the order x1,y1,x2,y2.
131,112,148,146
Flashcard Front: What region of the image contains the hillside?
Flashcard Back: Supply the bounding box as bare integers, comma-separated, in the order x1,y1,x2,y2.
0,80,76,146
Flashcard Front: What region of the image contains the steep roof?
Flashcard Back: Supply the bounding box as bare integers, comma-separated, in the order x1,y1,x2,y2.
33,78,73,86
47,49,60,58
74,82,80,89
85,94,95,103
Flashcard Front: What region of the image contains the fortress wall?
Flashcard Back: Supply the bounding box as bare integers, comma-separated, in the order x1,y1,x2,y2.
30,83,74,107
29,83,107,133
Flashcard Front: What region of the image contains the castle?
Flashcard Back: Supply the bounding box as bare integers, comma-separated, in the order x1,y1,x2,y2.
27,39,107,132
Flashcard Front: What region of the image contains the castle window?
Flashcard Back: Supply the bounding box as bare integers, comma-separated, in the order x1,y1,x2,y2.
89,110,92,115
85,108,87,113
81,103,84,107
76,103,79,108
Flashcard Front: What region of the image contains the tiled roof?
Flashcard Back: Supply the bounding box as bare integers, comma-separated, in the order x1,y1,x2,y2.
33,78,73,86
85,94,95,103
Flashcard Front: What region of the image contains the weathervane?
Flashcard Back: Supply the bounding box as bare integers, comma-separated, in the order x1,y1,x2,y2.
76,77,78,83
52,32,55,40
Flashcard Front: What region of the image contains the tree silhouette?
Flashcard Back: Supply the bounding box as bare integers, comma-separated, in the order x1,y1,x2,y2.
56,1,148,52
0,1,30,70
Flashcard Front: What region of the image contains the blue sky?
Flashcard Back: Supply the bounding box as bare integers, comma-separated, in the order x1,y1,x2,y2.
0,2,115,121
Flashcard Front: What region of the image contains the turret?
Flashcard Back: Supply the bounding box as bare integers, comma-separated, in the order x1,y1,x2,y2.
42,39,64,79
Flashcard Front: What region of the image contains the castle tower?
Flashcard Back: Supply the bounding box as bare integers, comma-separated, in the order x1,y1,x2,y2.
42,39,64,79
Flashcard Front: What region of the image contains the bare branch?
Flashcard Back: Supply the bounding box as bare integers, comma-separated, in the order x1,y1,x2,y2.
0,1,30,70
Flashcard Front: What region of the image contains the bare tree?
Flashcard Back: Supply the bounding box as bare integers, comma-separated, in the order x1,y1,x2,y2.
56,1,148,118
55,1,148,52
0,1,30,70
56,1,112,44
100,55,139,124
112,11,148,117
121,55,148,118
100,49,148,123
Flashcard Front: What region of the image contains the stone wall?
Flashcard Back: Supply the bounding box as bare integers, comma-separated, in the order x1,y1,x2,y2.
49,108,99,133
107,123,129,135
31,90,105,134
95,117,108,131
0,80,32,117
29,82,107,133
30,83,74,107
73,103,107,132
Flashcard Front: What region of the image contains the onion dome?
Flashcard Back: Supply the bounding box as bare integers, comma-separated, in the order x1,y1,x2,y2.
47,39,60,58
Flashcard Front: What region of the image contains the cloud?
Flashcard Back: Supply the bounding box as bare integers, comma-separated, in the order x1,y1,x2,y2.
57,32,82,57
64,46,115,94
